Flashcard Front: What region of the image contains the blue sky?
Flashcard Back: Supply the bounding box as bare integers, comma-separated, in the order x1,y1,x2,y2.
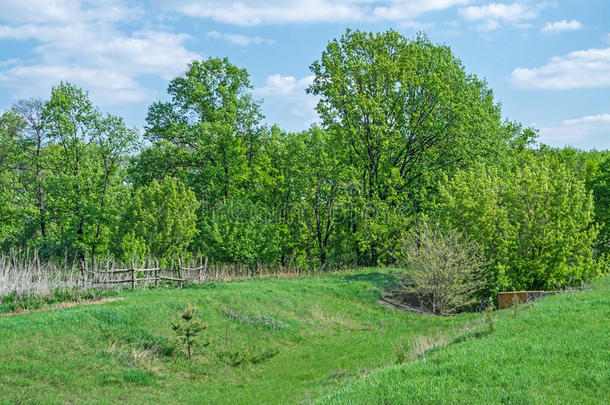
0,0,609,149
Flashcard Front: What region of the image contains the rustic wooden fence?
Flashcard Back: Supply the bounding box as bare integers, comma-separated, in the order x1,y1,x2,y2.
85,258,209,289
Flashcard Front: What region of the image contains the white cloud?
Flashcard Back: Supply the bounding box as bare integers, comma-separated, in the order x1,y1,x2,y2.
511,47,610,90
562,113,610,126
172,0,470,26
0,65,151,103
0,0,139,24
0,3,200,104
458,2,548,31
207,31,275,46
539,113,610,149
0,58,18,67
256,74,318,118
541,19,582,33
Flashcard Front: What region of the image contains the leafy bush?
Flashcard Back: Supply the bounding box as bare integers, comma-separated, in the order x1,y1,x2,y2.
398,220,486,315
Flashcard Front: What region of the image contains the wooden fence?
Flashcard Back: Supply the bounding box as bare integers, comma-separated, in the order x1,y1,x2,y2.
86,258,208,289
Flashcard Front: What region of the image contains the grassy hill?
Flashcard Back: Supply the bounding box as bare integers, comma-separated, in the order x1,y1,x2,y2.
0,270,472,404
319,276,610,405
1,270,607,404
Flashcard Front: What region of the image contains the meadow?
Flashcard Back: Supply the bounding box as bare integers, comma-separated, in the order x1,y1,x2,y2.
1,269,607,404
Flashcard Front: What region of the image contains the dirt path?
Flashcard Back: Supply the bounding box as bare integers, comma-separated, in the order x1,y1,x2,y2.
0,297,124,317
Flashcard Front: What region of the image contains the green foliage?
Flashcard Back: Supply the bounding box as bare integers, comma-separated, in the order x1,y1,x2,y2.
588,156,610,251
435,152,601,291
0,31,606,294
117,177,199,265
198,198,282,265
308,29,503,203
144,57,262,204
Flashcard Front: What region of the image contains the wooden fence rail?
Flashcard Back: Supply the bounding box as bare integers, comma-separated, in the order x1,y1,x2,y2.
86,260,208,289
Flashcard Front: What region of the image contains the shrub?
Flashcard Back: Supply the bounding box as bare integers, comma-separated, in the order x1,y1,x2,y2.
398,220,486,315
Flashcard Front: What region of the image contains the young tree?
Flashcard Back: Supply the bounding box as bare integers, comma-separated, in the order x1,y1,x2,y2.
399,220,486,315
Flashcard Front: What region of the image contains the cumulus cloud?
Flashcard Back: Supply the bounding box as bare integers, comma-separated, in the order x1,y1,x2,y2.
458,2,548,31
0,2,199,104
171,0,470,26
207,31,275,46
511,47,610,90
0,65,151,103
539,113,610,149
562,113,610,126
541,19,582,33
0,0,139,24
256,74,319,126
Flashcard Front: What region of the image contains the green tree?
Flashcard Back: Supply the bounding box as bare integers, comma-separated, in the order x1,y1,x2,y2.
144,57,263,204
42,82,138,259
0,110,32,249
308,29,503,203
589,156,610,251
117,177,199,265
307,29,505,264
435,152,601,291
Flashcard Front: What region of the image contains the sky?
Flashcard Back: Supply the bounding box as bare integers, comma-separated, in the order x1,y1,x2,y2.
0,0,609,150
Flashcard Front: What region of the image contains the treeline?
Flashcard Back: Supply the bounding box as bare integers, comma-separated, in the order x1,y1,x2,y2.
0,30,608,291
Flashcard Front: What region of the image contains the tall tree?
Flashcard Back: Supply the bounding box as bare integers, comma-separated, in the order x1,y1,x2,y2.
308,29,503,202
11,99,49,244
42,82,138,258
308,29,505,264
144,57,263,204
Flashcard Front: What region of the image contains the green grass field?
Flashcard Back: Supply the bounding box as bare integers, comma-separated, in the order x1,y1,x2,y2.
319,276,610,405
0,270,472,404
0,270,608,404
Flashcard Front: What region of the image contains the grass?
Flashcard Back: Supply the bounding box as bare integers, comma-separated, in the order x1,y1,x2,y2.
0,268,473,404
1,269,607,404
0,287,119,313
318,276,610,405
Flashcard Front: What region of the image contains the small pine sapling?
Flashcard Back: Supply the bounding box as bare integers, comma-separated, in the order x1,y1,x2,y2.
172,303,208,359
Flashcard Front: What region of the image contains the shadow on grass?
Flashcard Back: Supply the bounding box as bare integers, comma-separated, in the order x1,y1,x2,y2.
342,272,398,291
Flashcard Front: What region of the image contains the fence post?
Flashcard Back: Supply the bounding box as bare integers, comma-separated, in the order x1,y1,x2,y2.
177,258,183,288
131,261,136,290
154,259,159,288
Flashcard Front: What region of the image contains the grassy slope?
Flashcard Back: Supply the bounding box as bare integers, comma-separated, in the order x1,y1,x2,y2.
319,276,610,405
0,270,472,404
